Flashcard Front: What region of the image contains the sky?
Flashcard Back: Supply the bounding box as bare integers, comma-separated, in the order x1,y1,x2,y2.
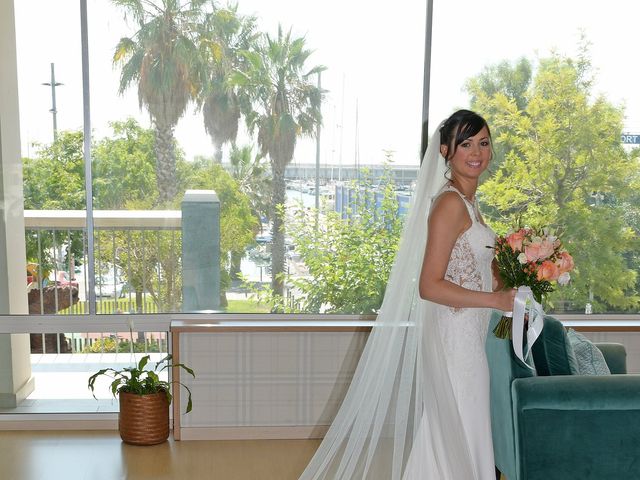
13,0,640,169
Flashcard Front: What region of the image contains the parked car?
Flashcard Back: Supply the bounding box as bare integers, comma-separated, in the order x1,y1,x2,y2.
256,233,272,244
94,275,126,298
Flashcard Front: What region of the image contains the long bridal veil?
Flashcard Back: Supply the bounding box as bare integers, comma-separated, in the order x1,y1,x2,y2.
299,123,477,479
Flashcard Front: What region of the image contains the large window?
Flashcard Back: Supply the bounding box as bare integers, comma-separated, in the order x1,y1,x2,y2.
16,0,427,318
430,0,640,315
3,0,427,413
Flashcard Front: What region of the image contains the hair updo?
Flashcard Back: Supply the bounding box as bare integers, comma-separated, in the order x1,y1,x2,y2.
439,109,491,161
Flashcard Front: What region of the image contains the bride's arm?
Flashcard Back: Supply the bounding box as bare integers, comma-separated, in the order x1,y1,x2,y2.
419,193,515,311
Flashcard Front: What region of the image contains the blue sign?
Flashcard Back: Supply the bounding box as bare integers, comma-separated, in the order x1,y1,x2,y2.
621,133,640,144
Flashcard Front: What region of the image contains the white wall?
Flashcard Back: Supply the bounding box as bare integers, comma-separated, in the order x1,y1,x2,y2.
0,0,34,407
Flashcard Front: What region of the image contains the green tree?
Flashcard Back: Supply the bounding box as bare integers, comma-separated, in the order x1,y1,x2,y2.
198,2,257,162
95,224,181,313
228,144,271,224
470,47,640,312
466,57,532,176
23,131,85,210
22,131,86,276
92,119,180,312
232,25,325,297
93,118,157,208
285,177,403,314
112,0,205,203
467,57,532,113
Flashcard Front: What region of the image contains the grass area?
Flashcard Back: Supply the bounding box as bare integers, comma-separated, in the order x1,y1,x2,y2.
57,296,269,314
58,297,158,314
225,298,270,313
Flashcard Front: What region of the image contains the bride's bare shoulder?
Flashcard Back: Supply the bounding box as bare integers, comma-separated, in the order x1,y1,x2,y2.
430,190,466,217
429,191,469,233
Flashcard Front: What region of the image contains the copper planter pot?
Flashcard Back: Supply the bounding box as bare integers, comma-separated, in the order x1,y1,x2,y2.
118,390,170,445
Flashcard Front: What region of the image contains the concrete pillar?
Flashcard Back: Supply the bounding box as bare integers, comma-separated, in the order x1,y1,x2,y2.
0,0,35,407
181,190,220,312
0,336,34,407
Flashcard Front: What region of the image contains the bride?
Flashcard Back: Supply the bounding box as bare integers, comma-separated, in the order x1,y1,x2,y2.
299,110,516,480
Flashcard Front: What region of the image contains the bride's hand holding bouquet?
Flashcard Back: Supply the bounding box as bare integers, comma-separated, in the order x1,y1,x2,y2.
492,226,575,339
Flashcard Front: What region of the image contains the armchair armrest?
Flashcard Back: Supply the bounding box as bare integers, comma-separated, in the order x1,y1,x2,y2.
510,375,640,480
513,374,640,410
595,342,627,374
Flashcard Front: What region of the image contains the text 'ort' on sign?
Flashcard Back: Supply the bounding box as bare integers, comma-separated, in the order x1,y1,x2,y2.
621,133,640,144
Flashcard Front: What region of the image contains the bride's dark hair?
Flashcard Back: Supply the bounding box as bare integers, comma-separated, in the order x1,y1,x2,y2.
439,109,491,160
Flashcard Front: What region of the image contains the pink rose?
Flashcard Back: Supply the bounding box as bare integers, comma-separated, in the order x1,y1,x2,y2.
506,230,526,252
537,260,560,281
525,239,555,262
538,240,556,260
555,251,574,274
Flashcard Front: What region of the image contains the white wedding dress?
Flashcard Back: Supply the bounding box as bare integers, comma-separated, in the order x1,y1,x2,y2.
402,185,496,480
299,123,497,480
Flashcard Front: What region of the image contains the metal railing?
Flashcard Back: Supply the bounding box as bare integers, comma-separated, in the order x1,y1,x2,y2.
24,209,181,316
23,209,181,354
30,330,168,355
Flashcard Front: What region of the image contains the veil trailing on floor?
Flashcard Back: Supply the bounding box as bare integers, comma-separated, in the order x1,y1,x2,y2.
299,122,477,480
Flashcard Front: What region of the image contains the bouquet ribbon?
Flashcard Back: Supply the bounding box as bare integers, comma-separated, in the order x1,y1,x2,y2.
511,286,544,369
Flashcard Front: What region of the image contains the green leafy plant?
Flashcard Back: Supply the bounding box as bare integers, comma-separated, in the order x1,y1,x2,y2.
87,354,195,413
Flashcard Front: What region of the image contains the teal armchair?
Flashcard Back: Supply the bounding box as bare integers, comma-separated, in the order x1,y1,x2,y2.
486,313,640,480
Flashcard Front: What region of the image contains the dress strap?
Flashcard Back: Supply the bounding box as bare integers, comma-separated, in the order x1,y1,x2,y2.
438,185,480,223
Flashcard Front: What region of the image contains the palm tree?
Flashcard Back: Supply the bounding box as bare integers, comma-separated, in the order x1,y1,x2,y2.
112,0,205,203
229,144,271,226
198,2,257,163
233,25,325,297
227,144,270,279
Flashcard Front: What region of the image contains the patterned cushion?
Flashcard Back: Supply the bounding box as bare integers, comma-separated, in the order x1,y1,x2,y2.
566,329,611,375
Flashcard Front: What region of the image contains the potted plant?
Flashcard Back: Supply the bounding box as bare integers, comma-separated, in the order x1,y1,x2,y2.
88,353,195,445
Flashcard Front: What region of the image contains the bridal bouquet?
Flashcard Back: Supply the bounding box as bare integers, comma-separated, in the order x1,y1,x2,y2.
492,226,575,339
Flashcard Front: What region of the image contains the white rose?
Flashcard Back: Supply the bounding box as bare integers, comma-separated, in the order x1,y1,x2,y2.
558,272,571,286
517,252,528,264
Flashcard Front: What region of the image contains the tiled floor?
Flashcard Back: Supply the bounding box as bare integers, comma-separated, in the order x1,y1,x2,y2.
0,397,117,414
1,353,164,414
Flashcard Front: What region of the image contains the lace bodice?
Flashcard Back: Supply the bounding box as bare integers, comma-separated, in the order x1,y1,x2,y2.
438,185,495,295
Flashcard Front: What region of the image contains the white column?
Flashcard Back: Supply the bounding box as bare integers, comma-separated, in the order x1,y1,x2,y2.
0,0,34,407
